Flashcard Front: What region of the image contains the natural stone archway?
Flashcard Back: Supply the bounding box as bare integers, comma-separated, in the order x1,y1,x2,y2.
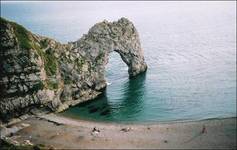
71,17,147,78
0,17,147,121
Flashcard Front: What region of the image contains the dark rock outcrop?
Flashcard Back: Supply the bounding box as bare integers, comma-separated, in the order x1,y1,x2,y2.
0,17,147,121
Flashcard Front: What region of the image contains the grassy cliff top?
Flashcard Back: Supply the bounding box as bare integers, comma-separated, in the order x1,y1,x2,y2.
1,17,33,50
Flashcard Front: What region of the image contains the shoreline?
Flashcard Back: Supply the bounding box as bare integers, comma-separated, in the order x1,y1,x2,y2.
60,112,237,125
1,114,236,149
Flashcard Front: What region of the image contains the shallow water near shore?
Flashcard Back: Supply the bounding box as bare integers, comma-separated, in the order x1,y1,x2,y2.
1,1,236,122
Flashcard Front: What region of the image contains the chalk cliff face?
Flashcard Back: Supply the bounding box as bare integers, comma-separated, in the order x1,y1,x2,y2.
0,17,147,121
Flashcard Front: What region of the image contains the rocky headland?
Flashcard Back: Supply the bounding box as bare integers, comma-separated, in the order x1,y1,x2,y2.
0,17,147,122
0,17,236,149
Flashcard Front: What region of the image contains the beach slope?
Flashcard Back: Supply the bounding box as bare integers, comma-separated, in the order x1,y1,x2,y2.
1,114,236,149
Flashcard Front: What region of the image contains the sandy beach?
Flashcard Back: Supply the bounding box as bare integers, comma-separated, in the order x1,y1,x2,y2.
1,114,236,149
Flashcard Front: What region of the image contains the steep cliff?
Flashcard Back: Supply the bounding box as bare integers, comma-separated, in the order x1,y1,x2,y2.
0,17,147,122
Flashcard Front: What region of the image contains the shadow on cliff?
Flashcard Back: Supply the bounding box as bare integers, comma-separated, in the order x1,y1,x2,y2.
61,91,113,120
61,73,147,121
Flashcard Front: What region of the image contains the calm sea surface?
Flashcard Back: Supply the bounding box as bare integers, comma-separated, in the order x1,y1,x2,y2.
1,1,236,122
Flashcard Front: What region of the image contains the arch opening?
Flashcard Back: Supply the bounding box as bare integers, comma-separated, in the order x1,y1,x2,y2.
105,51,129,83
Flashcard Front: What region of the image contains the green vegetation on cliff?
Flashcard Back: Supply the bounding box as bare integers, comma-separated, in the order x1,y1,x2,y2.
39,39,48,48
32,81,44,91
12,22,32,50
45,79,58,90
76,57,86,69
35,46,58,89
0,17,32,50
44,48,58,76
34,43,58,77
1,17,58,77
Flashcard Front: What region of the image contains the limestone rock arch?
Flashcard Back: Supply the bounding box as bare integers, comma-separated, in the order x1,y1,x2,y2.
72,17,147,78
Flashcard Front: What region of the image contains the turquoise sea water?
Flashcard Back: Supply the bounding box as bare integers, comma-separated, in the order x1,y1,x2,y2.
1,1,236,122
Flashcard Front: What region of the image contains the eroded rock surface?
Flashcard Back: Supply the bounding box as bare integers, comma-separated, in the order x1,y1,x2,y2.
0,17,147,122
